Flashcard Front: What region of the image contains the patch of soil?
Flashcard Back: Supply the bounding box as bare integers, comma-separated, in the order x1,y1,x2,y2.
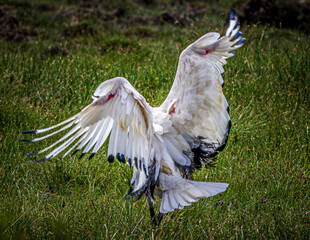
63,21,97,37
125,5,206,28
36,3,55,12
46,46,69,56
158,11,191,26
0,5,13,17
0,13,36,42
239,0,310,33
124,26,153,38
53,6,77,22
125,15,154,26
102,7,125,21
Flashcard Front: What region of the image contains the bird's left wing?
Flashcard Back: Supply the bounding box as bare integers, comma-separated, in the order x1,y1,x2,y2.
20,77,154,191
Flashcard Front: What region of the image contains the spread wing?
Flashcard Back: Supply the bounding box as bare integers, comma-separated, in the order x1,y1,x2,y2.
161,9,245,159
19,77,154,191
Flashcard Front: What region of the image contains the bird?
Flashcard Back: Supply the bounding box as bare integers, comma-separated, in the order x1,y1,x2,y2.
19,9,245,224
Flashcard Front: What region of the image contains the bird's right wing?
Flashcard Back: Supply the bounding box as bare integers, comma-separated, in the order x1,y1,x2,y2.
160,9,245,161
20,77,154,192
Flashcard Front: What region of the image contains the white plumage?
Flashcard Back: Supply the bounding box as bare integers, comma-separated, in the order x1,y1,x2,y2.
20,9,245,223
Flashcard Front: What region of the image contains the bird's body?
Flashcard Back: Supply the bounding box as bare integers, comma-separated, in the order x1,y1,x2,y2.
20,9,245,223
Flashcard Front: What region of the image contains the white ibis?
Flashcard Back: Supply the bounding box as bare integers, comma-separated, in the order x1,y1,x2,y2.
20,9,245,224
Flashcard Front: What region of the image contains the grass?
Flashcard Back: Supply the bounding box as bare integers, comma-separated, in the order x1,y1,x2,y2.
0,0,309,239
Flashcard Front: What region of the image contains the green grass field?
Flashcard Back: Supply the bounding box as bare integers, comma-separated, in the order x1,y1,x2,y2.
0,0,309,239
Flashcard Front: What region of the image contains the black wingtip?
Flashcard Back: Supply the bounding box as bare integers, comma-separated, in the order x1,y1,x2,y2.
108,154,114,163
26,152,37,156
116,153,126,163
18,138,33,142
21,130,37,134
33,157,48,164
72,149,79,156
230,8,236,20
235,31,242,39
124,186,133,199
79,153,85,160
236,38,246,46
120,154,126,163
126,189,141,199
89,153,96,160
143,164,148,176
124,186,143,199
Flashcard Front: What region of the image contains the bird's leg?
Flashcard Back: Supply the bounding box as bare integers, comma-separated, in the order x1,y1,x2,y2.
157,212,163,224
146,196,164,225
146,196,157,225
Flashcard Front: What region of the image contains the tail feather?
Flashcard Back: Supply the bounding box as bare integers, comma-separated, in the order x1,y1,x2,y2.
159,174,228,214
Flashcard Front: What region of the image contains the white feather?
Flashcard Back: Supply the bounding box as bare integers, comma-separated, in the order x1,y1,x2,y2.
92,118,113,153
76,122,101,151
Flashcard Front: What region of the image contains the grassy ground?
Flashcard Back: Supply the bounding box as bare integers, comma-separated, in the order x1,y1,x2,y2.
0,0,309,239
